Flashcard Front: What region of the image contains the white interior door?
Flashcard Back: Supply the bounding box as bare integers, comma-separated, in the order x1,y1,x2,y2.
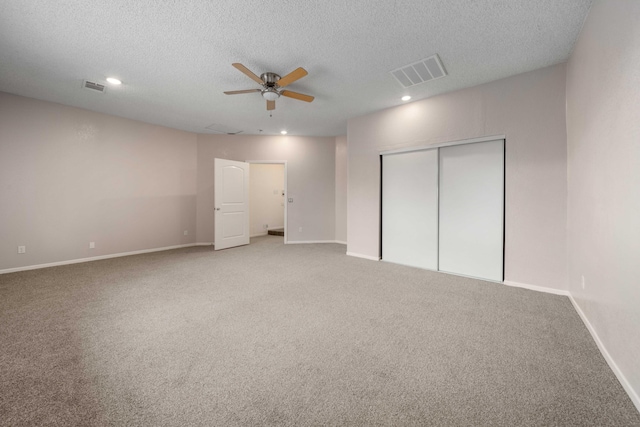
214,158,250,250
382,149,439,270
438,140,504,281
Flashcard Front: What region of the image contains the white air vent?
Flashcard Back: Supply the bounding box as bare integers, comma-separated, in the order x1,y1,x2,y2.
205,123,243,135
390,54,447,88
82,80,106,93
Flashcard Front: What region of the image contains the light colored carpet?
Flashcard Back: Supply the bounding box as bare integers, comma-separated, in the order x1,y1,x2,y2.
1,235,638,426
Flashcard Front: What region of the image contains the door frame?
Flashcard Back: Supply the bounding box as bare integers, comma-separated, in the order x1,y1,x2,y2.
246,160,288,244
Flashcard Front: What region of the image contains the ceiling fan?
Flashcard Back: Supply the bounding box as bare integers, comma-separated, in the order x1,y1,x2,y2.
224,63,315,111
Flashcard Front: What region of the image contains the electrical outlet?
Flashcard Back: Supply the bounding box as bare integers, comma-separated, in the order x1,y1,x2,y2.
581,275,585,290
89,242,95,249
264,224,268,229
184,230,188,236
17,245,26,254
288,198,293,203
298,227,302,232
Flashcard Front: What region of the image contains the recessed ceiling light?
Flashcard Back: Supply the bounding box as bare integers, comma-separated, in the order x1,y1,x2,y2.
106,77,122,85
281,130,288,135
401,95,411,101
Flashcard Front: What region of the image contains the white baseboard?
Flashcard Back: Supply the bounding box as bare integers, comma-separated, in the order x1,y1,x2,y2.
346,252,380,261
195,242,214,246
334,240,347,245
503,280,570,296
287,240,341,244
0,243,199,275
250,232,268,238
568,294,640,413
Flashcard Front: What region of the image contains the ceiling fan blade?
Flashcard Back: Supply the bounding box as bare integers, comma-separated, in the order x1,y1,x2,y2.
224,89,261,95
267,100,276,110
276,67,308,88
281,90,314,103
232,63,264,85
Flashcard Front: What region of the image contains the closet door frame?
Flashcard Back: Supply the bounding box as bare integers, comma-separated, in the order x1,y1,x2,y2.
379,134,506,283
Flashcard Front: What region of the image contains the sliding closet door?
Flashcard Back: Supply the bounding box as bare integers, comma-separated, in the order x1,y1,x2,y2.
382,149,438,270
438,140,504,281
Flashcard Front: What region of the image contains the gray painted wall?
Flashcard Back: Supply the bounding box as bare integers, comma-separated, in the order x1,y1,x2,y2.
347,64,568,291
0,92,198,270
0,93,338,271
335,136,348,243
566,0,640,408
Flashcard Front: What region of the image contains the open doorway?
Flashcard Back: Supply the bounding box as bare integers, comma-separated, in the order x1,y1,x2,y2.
248,161,287,243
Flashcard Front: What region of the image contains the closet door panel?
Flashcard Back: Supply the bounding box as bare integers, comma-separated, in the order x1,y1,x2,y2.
438,140,504,281
382,149,438,270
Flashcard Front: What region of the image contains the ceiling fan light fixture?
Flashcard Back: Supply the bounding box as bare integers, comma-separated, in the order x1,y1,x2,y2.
281,130,287,135
262,88,280,101
401,95,411,101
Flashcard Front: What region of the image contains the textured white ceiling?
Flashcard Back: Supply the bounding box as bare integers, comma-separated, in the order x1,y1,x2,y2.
0,0,593,136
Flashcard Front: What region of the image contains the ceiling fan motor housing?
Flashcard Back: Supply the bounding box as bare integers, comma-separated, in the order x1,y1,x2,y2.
261,72,281,87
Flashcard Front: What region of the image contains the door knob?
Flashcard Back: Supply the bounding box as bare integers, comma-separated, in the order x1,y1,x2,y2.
215,208,220,211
